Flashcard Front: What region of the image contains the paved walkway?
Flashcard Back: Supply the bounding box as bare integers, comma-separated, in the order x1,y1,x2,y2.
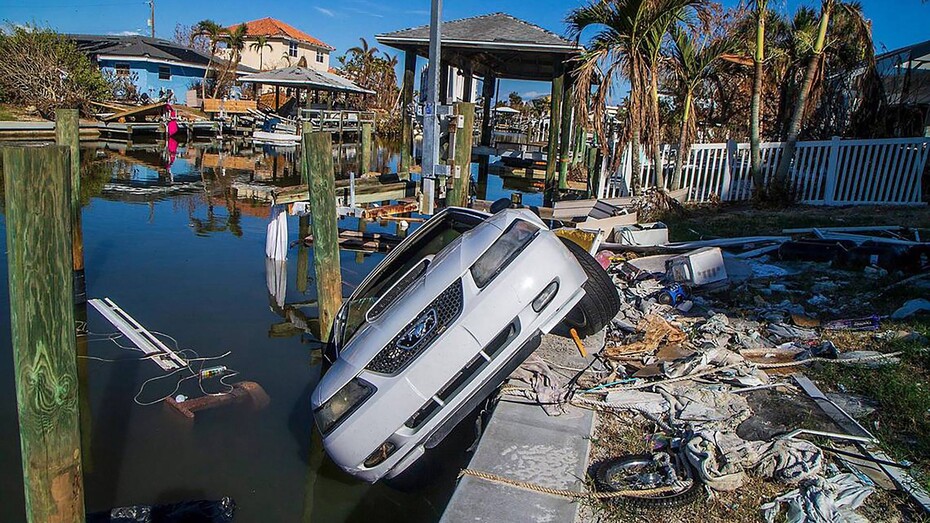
440,332,600,523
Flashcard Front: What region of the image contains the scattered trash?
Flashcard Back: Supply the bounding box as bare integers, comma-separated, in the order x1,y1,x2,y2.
666,247,728,287
760,473,873,523
890,298,930,320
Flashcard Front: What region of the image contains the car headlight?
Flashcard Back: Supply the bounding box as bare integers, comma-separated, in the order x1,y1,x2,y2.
314,378,374,434
470,220,538,288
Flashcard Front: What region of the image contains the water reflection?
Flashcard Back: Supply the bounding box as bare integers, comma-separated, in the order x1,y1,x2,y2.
0,136,544,522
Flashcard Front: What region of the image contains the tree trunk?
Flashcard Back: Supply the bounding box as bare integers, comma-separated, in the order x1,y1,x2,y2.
650,72,665,190
774,6,831,186
202,43,215,101
750,53,764,189
628,61,642,196
750,3,767,192
672,92,693,190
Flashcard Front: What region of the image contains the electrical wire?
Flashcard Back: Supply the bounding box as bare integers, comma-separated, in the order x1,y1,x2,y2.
78,321,239,406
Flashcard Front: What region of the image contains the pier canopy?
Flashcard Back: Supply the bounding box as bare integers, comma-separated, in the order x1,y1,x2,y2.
375,12,580,81
239,66,374,95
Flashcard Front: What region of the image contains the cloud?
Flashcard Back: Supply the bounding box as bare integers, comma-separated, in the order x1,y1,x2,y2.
314,6,336,17
345,6,384,17
109,30,142,36
520,90,548,99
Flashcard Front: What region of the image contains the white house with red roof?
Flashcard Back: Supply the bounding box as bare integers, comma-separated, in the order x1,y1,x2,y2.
222,17,335,72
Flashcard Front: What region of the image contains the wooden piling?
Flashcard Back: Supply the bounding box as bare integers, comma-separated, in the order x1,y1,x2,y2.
360,122,372,175
301,132,342,342
400,51,416,174
55,109,85,305
558,81,574,190
297,214,310,294
3,145,84,523
546,71,563,190
449,102,475,207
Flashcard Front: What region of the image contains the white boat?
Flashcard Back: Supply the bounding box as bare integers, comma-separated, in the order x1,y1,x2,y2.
253,130,300,145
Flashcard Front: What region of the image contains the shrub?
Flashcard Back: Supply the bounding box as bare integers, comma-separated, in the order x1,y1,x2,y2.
0,23,110,118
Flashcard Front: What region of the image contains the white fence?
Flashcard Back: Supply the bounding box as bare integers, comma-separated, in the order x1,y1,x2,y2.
599,137,930,205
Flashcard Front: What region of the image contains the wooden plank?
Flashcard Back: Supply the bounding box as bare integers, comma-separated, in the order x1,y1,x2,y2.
360,122,373,175
3,145,84,523
101,102,168,122
303,132,342,342
201,153,257,171
360,201,419,220
202,99,257,114
580,212,638,231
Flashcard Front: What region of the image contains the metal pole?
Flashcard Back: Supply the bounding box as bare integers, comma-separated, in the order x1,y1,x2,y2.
148,0,155,38
422,0,442,214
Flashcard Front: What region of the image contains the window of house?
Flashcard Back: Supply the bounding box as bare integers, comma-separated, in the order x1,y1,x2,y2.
316,50,324,63
158,65,171,80
289,41,298,58
115,63,131,77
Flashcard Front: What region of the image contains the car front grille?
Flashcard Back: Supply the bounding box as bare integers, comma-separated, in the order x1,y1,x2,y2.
365,279,463,375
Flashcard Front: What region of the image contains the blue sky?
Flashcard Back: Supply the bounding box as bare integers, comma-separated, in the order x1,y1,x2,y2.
3,0,929,99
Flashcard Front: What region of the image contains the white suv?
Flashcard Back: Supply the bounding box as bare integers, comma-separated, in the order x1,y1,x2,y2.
311,207,620,482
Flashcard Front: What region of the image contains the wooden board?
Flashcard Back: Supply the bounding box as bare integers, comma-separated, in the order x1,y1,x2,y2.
203,99,257,114
580,212,638,231
202,153,257,171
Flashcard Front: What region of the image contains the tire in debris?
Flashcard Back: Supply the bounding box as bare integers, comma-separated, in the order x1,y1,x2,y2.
559,237,622,337
592,454,703,511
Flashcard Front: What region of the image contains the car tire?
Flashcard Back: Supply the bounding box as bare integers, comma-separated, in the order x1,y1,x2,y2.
559,237,621,337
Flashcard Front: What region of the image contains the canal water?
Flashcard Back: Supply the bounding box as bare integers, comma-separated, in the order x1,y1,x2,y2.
0,138,543,522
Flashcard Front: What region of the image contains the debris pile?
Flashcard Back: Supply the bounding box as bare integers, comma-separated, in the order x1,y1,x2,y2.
516,218,930,520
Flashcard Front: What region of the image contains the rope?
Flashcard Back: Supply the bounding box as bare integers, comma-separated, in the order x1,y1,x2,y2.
458,468,680,500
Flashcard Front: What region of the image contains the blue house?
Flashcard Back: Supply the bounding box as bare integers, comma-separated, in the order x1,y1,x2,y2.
71,34,256,105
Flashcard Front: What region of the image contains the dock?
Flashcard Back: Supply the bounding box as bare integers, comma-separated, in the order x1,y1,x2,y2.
440,333,598,523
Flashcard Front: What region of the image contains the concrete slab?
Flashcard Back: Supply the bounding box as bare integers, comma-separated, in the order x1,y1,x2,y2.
440,398,594,523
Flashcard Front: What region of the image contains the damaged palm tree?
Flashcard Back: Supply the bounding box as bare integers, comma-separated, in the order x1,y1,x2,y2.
772,0,872,193
668,27,737,190
567,0,705,196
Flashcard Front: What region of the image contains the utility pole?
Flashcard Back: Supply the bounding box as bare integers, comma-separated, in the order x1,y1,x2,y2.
421,0,442,214
148,0,155,38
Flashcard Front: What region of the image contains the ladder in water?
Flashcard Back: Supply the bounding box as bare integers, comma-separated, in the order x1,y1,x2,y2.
88,297,189,371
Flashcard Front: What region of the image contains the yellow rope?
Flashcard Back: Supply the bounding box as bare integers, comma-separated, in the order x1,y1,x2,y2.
458,468,680,500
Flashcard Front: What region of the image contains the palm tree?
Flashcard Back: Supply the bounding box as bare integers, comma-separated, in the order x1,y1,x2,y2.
772,0,871,189
748,0,769,191
195,19,222,100
567,0,703,196
213,23,249,98
249,35,272,70
668,27,737,189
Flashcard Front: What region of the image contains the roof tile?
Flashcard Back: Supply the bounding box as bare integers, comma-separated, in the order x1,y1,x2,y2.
227,18,334,51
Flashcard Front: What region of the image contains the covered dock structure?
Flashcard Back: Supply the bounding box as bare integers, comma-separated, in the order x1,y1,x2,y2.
238,66,376,133
376,12,585,190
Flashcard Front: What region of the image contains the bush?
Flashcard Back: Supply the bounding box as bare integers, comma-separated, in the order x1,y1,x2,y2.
0,23,110,118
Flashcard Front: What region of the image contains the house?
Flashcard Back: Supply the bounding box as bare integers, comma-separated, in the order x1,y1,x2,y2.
876,39,930,136
72,34,256,105
223,18,334,72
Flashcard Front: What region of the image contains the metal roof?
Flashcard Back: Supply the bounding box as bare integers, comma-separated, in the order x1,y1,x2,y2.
376,13,581,81
238,66,374,94
71,34,257,73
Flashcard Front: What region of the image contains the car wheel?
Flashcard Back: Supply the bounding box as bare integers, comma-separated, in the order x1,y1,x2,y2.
559,237,621,337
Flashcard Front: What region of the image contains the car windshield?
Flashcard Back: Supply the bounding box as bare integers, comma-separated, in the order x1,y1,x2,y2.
339,210,484,347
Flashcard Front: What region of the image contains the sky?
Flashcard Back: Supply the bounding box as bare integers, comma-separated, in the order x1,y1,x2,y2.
3,0,929,100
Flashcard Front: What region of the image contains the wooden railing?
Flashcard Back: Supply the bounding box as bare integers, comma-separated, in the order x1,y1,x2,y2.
600,137,930,206
299,109,376,133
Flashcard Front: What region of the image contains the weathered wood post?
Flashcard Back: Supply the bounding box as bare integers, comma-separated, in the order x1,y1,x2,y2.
3,145,85,523
296,214,310,294
400,50,416,175
360,122,372,175
558,81,574,190
546,67,564,203
55,109,85,305
302,132,342,342
449,102,475,207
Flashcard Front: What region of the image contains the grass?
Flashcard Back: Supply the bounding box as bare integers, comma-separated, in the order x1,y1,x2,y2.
662,203,930,242
0,106,15,121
